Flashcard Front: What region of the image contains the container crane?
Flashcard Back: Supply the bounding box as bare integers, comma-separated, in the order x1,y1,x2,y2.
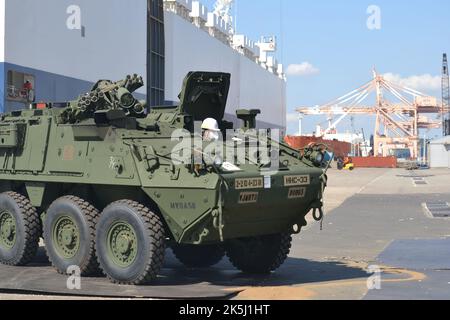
297,69,448,159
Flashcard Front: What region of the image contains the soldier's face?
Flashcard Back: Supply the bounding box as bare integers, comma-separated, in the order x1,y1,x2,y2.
203,130,220,142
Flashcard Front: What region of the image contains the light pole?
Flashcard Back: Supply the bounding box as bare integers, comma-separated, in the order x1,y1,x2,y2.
298,113,303,136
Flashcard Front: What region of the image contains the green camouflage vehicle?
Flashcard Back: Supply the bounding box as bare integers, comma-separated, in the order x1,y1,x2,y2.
0,72,330,285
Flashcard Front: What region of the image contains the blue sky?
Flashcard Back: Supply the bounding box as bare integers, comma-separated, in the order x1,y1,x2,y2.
203,0,450,139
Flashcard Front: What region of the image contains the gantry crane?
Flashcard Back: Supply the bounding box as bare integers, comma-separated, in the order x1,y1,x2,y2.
297,69,448,159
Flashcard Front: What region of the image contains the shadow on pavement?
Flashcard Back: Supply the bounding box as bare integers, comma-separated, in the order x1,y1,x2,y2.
0,247,368,299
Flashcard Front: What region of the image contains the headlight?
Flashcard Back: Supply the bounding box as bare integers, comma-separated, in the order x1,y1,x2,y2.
315,152,324,164
304,144,330,168
310,151,324,166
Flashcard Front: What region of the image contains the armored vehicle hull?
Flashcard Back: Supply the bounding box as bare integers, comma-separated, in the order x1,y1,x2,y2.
0,72,329,284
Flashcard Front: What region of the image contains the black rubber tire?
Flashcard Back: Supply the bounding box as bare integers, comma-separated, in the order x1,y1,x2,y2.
0,192,40,266
226,233,292,274
172,244,225,268
43,196,100,276
96,200,166,285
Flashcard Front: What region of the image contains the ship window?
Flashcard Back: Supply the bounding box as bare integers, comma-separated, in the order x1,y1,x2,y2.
6,70,35,103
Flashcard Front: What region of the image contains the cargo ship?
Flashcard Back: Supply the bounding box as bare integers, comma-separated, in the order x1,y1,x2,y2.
0,0,286,132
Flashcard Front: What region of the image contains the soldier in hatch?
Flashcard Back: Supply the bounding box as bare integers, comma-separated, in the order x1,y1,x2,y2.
201,118,221,142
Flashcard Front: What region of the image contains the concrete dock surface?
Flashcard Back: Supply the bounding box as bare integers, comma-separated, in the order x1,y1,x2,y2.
1,168,450,300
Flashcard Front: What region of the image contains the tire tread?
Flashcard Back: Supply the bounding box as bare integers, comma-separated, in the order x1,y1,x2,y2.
226,233,292,274
1,192,40,266
43,195,100,276
172,244,225,268
97,200,166,285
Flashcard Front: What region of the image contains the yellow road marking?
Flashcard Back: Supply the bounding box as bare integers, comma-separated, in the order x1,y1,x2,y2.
226,265,426,300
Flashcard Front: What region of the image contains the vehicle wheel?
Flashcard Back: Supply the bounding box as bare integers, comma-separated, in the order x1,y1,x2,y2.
96,200,165,285
0,192,40,266
172,244,225,268
226,233,292,274
43,196,100,276
349,166,355,171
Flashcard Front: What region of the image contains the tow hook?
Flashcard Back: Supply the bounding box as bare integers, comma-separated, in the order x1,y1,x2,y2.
311,200,325,230
212,208,225,242
312,173,327,230
292,224,302,234
312,205,324,222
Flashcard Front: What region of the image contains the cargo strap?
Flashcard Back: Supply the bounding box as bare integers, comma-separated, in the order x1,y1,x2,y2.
217,188,224,242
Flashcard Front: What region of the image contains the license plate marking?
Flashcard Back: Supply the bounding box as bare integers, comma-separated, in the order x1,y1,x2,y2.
239,192,259,204
284,175,310,187
235,177,264,190
288,187,306,199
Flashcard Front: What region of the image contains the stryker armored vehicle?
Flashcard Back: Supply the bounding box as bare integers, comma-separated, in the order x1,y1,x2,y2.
0,72,330,285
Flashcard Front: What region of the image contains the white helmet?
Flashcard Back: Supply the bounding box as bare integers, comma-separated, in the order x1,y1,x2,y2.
201,118,220,132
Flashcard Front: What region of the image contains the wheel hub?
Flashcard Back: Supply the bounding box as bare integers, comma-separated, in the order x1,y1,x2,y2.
0,210,16,249
52,216,80,259
107,222,138,268
117,235,132,254
61,227,76,246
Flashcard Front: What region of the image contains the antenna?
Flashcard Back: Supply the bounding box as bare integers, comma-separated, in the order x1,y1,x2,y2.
442,53,450,136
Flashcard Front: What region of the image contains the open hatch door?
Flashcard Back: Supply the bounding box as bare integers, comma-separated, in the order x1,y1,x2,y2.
179,72,231,122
